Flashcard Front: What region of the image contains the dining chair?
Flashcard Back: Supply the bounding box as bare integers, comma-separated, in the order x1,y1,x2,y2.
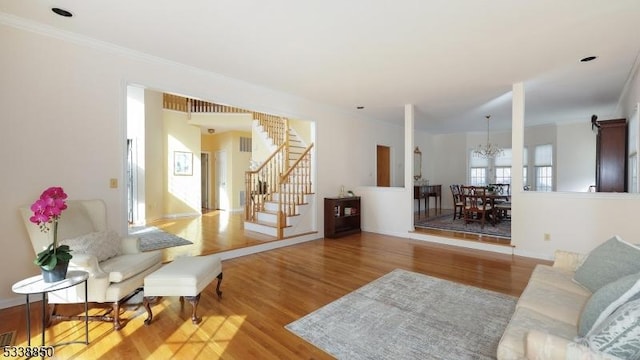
450,184,464,220
495,201,512,221
488,184,511,221
460,186,494,229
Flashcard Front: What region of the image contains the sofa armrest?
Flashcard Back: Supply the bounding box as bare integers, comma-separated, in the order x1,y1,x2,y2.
552,250,585,272
120,236,141,254
526,330,622,360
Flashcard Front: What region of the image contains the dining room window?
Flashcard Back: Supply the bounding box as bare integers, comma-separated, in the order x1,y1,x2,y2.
469,151,489,185
494,148,512,184
469,148,515,185
470,167,487,186
534,144,553,191
495,167,511,184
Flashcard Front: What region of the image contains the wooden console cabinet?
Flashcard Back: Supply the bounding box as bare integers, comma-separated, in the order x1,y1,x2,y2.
324,197,361,238
595,118,627,192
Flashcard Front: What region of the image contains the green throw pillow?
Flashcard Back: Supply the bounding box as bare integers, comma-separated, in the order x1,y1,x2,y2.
580,298,640,359
573,236,640,292
577,272,640,337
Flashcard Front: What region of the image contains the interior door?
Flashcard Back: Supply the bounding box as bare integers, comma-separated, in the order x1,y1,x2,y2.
201,152,210,209
215,150,229,210
377,145,391,187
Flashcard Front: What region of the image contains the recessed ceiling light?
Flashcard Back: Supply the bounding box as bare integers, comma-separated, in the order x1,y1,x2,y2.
356,106,364,110
580,56,597,62
52,7,73,17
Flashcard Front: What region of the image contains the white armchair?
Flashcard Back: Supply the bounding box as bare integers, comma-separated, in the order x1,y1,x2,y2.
20,199,162,330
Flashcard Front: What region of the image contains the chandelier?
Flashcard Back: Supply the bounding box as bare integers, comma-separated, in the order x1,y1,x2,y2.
473,115,504,159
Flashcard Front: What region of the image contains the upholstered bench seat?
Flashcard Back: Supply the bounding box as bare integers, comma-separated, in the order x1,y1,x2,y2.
143,254,223,325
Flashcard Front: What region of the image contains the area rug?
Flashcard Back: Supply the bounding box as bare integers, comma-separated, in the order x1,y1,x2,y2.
286,269,516,360
415,212,511,238
128,226,193,252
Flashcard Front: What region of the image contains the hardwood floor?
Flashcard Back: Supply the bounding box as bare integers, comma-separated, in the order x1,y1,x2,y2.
1,212,549,359
147,210,278,262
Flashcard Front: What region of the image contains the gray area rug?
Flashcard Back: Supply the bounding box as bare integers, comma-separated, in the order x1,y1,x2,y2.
129,226,193,252
415,212,511,238
286,269,516,360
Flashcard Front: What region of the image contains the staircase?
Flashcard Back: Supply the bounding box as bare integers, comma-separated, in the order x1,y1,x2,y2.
244,116,315,239
162,93,315,239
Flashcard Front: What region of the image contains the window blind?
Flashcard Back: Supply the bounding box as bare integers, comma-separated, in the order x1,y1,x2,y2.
534,144,553,166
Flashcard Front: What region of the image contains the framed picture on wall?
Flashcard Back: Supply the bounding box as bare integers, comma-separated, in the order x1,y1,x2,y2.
174,151,193,176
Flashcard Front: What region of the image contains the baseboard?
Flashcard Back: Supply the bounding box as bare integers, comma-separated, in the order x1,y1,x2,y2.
163,212,201,219
216,233,322,261
406,231,515,256
0,295,38,310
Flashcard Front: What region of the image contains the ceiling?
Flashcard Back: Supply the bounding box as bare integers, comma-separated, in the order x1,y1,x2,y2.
2,1,640,133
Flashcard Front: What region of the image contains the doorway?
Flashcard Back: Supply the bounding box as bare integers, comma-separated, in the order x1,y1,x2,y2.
215,150,228,210
377,145,391,187
201,152,210,210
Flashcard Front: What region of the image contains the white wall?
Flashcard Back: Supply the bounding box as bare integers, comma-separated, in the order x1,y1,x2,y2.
556,122,596,192
0,22,404,306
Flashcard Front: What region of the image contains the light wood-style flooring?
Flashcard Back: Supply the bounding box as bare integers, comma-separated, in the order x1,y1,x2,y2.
1,211,546,359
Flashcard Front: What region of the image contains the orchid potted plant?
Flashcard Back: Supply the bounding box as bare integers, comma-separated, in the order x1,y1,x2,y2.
30,186,73,282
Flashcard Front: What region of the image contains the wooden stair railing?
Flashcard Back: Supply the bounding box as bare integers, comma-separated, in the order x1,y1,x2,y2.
163,94,253,114
245,141,314,239
254,114,289,148
245,143,287,224
277,143,314,238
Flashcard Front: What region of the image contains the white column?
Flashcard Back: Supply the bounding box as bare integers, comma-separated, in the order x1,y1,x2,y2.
405,104,415,230
511,82,525,250
511,83,525,193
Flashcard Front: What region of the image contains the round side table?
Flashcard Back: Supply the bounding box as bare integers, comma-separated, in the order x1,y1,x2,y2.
12,270,90,348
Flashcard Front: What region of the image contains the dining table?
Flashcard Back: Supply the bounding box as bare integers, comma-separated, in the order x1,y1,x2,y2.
459,185,511,224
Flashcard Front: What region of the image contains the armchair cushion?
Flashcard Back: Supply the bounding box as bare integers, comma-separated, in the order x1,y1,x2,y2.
101,252,163,283
61,231,121,262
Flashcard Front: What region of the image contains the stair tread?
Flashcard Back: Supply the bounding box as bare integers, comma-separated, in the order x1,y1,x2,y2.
260,209,302,216
250,219,292,228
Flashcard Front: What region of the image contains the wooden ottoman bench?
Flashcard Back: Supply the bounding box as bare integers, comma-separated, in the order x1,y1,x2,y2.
143,254,223,325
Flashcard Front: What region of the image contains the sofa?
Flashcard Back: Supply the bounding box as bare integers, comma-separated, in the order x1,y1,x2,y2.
497,236,640,360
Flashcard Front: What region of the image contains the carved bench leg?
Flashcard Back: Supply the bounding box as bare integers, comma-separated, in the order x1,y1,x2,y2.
180,294,202,324
216,272,223,298
143,297,153,326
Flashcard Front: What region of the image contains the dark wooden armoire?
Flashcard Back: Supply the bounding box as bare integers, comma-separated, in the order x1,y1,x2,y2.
595,118,628,192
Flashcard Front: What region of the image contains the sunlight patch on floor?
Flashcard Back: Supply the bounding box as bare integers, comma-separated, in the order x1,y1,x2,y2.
149,314,247,358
